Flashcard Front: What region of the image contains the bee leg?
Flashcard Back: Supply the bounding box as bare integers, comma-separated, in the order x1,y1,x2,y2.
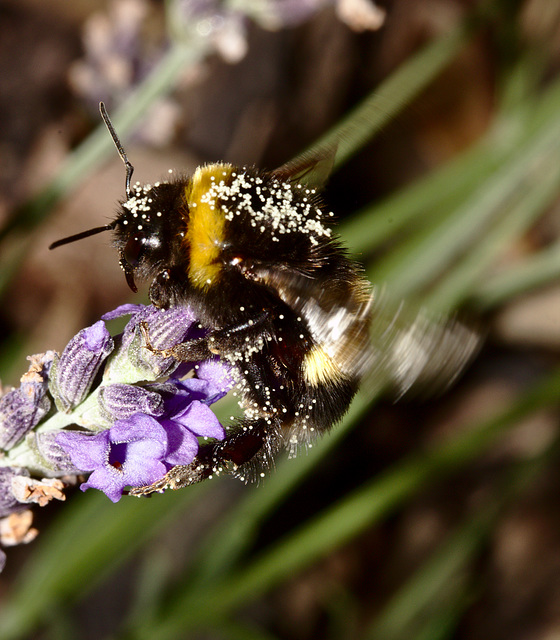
192,309,272,356
129,312,279,496
140,310,272,360
140,321,214,361
128,417,276,495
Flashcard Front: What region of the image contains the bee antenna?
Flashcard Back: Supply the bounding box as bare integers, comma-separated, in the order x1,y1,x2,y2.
49,224,115,250
99,102,134,199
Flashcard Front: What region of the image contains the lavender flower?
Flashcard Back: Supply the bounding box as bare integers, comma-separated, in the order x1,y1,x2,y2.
0,303,233,568
0,352,54,449
49,321,113,413
58,356,230,502
57,415,171,503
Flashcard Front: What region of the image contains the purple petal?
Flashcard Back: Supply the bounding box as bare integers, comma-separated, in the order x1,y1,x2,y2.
196,359,234,391
160,360,233,419
101,304,145,322
160,381,204,418
56,430,110,471
58,416,171,502
79,420,169,503
177,362,233,404
82,452,167,503
110,414,168,452
80,469,126,503
160,420,199,466
173,400,226,440
83,321,113,351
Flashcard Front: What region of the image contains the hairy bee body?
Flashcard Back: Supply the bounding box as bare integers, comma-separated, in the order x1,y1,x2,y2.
50,105,477,495
112,161,372,487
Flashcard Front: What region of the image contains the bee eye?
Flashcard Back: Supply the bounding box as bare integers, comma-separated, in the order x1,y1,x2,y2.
124,233,145,267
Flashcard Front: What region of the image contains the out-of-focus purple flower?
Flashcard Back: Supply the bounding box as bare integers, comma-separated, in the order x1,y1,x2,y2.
69,0,156,112
258,0,329,27
253,0,385,31
175,0,249,62
69,0,183,146
49,321,114,413
0,352,55,450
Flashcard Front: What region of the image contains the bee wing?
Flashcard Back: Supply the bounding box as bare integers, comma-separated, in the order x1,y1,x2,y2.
238,257,478,397
271,146,337,191
365,288,480,398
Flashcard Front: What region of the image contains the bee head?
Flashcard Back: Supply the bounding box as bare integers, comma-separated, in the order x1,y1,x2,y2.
50,103,185,299
112,181,185,295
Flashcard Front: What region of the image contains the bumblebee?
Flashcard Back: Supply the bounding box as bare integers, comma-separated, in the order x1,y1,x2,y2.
50,103,477,495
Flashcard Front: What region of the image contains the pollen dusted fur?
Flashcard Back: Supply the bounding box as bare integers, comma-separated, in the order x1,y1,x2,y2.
48,106,479,496
107,156,373,492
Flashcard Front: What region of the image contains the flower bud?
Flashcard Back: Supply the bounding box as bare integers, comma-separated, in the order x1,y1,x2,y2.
49,321,114,413
98,383,164,421
0,352,55,450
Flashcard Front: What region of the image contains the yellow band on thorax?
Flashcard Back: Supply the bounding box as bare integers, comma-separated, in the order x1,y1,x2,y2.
184,163,233,289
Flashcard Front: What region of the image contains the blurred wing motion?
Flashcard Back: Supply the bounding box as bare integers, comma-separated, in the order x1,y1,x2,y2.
366,287,480,398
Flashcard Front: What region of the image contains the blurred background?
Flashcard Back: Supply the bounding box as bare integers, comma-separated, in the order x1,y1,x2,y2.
1,0,560,639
